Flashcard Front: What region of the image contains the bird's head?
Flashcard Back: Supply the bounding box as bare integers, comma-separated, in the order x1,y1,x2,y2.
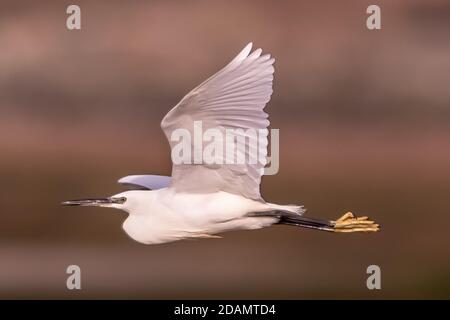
61,191,141,213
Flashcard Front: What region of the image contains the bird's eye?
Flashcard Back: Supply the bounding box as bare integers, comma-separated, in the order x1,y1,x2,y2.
112,197,127,204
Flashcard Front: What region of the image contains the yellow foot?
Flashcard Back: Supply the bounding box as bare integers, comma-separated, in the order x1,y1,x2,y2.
332,212,380,233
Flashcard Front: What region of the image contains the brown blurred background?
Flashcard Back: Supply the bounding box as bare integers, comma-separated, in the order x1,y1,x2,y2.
1,0,449,299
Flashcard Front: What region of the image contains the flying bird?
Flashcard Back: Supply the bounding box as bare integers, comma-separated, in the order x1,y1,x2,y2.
62,43,379,244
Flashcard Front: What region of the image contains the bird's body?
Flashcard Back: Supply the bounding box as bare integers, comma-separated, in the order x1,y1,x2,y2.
120,189,288,244
63,42,379,244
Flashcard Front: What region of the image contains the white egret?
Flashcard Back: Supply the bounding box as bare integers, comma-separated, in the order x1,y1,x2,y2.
62,43,379,244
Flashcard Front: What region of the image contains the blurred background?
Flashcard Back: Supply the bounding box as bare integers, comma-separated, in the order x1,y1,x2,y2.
1,0,449,299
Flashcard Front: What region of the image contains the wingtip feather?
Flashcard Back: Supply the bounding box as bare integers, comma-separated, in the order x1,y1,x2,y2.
242,42,253,56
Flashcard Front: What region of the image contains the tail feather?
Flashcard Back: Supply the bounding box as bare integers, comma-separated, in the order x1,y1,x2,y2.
267,203,305,215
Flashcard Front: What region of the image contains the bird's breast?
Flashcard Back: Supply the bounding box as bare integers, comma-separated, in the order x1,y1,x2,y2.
122,215,190,245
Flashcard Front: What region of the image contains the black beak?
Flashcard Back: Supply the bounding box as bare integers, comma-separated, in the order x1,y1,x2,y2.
61,198,113,206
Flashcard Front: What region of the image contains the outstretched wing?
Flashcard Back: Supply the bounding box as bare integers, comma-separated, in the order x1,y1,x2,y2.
161,43,275,200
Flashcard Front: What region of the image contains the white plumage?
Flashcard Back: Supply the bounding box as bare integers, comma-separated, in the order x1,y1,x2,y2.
161,42,273,200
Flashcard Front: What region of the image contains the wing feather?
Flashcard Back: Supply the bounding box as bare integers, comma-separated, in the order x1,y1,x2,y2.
161,43,274,200
118,175,171,190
